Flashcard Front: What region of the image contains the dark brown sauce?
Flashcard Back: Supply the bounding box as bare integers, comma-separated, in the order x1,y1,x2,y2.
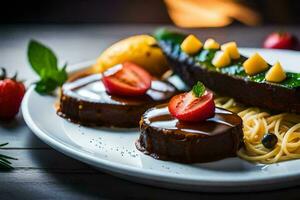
143,104,242,136
62,74,176,106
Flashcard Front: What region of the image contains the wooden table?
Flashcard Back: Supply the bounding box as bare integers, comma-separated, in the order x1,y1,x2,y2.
1,24,300,199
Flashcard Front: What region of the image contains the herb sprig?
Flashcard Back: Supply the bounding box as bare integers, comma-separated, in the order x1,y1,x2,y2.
28,40,68,94
0,143,17,170
192,81,206,97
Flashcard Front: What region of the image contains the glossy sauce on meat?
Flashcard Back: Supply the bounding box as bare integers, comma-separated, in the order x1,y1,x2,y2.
62,74,176,105
143,104,242,137
58,72,177,127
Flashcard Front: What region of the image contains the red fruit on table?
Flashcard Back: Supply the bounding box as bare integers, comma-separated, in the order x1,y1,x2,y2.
0,68,25,120
168,90,215,122
102,62,152,96
263,32,298,50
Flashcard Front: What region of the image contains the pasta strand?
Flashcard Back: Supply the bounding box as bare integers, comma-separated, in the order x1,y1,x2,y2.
215,96,300,164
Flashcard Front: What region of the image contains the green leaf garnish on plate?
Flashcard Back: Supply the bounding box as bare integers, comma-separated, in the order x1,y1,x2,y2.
27,40,68,94
192,81,206,97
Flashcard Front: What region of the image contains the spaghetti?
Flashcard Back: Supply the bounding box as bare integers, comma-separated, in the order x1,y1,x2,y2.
215,96,300,164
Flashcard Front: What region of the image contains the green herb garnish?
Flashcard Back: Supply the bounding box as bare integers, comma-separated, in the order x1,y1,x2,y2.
28,40,68,94
192,81,206,97
196,49,217,63
153,28,185,44
0,143,17,170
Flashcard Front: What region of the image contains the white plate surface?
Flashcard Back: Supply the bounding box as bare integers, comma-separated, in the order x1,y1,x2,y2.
22,48,300,192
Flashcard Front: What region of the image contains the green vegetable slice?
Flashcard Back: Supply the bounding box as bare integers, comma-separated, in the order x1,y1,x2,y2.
155,29,300,89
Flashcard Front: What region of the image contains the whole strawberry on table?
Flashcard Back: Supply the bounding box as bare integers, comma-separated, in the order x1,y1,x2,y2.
263,32,299,50
0,67,25,120
0,67,24,170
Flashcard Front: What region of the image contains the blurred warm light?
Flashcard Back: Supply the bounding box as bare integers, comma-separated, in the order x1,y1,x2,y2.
164,0,261,27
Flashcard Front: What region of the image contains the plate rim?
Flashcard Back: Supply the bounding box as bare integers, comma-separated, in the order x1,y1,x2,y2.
22,48,300,192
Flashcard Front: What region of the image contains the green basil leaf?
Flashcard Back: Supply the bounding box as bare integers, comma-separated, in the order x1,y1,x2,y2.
27,40,68,94
35,79,59,94
57,63,68,85
28,40,58,76
192,81,206,97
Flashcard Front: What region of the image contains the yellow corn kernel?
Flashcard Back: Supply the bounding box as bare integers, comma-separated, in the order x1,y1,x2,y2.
181,34,203,55
265,61,286,82
243,53,268,75
221,42,240,59
212,51,231,68
204,38,220,50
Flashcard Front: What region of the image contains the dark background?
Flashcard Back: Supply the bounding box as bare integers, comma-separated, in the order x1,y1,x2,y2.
1,0,300,25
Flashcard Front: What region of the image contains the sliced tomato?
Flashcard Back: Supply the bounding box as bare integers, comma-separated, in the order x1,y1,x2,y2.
102,62,152,96
168,91,215,122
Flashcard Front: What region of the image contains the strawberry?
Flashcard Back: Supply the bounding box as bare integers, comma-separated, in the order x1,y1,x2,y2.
263,32,298,50
0,68,25,120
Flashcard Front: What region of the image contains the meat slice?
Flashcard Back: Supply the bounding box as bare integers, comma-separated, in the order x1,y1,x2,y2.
58,72,177,128
136,104,243,163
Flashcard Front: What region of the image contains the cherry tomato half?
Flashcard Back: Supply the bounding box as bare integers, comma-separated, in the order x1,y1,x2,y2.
102,62,152,96
168,91,215,122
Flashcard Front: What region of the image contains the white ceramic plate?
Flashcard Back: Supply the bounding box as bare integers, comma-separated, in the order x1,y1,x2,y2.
22,48,300,192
